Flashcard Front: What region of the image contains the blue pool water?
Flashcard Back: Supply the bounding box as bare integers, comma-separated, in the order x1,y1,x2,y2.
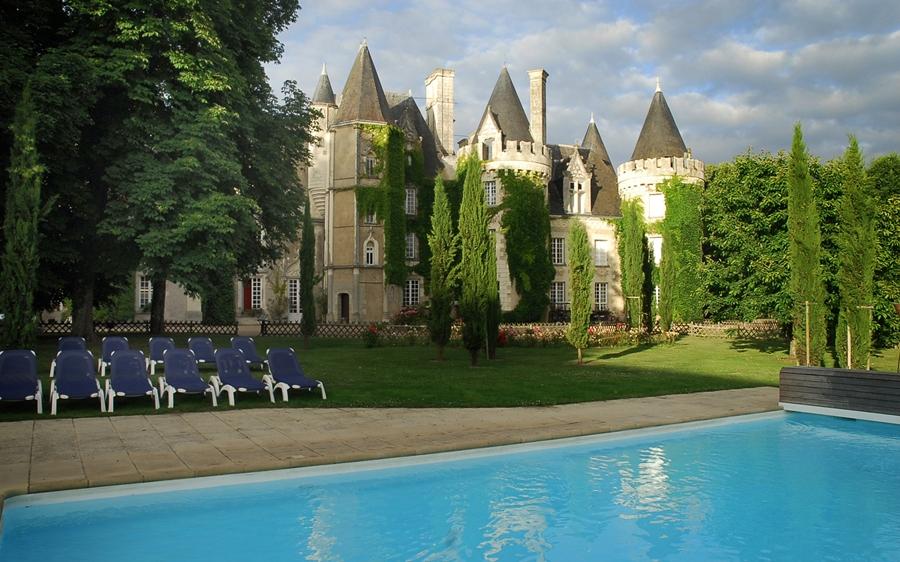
2,412,899,561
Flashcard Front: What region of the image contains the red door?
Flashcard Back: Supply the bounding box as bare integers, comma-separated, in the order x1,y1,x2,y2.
242,279,252,310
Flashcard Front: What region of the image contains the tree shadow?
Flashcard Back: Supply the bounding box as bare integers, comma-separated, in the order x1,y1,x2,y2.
729,338,789,355
595,343,657,360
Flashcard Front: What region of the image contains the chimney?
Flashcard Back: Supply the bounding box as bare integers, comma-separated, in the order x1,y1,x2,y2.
425,68,455,154
528,68,548,145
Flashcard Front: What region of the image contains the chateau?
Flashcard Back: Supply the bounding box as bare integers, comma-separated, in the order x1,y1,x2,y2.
134,42,704,325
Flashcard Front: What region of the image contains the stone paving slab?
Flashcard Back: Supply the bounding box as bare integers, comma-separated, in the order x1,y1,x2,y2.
0,387,779,500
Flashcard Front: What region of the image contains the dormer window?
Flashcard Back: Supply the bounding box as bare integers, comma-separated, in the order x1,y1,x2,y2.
566,180,585,214
482,138,493,161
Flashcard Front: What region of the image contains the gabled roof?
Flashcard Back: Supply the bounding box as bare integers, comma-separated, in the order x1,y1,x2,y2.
477,68,533,143
333,44,391,125
312,64,336,105
630,88,687,161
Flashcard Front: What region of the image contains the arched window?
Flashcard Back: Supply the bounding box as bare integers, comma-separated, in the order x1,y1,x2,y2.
364,239,377,266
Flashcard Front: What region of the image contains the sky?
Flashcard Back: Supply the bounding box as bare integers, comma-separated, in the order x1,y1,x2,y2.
264,0,900,165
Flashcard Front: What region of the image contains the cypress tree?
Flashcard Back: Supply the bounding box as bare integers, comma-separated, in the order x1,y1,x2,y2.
299,193,317,345
617,199,648,330
382,127,407,287
835,136,875,368
0,84,44,349
787,123,827,365
458,154,490,366
659,176,704,331
426,177,458,360
566,219,593,364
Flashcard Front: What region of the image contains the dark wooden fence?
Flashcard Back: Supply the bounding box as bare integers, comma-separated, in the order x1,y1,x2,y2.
780,366,900,418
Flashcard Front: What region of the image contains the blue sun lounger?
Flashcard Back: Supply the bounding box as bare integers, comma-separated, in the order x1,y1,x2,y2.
50,350,105,415
49,336,87,378
99,336,129,377
105,349,159,412
148,336,175,375
0,350,43,414
212,348,274,406
231,336,267,370
159,348,217,408
265,348,327,401
188,337,216,367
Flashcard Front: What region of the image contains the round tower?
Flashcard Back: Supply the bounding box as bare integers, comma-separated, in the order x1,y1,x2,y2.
617,81,704,223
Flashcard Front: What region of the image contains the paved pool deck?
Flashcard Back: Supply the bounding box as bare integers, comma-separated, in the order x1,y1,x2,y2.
0,387,779,500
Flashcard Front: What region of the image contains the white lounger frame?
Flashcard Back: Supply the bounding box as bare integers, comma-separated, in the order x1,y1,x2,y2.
209,375,274,407
158,377,218,408
50,379,105,416
104,378,160,412
262,374,327,402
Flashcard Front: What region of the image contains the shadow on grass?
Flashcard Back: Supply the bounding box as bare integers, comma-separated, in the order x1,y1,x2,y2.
595,343,657,360
729,338,789,355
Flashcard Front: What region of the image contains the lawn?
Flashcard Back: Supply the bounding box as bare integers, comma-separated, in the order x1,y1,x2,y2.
1,335,896,421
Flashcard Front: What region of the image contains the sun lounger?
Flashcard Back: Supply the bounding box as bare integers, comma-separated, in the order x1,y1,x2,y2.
105,349,159,412
188,337,216,367
212,348,274,406
148,336,175,375
159,348,217,408
99,336,129,377
264,348,327,401
231,336,267,370
0,349,43,414
50,350,105,415
50,337,87,378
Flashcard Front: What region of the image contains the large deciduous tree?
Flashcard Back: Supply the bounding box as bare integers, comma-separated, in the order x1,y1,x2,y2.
835,136,875,368
868,154,900,348
787,124,827,365
427,177,458,360
566,219,593,364
458,155,490,366
0,85,44,348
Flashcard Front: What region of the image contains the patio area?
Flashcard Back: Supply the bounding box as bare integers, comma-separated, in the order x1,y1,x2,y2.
0,387,778,499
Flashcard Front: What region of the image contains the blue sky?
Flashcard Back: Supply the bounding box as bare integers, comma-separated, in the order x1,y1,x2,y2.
265,0,900,164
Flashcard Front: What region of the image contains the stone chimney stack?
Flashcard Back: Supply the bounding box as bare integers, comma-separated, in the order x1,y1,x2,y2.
528,68,548,145
425,68,455,154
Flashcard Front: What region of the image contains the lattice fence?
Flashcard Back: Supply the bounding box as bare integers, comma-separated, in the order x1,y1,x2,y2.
39,321,237,337
164,322,238,336
669,320,782,339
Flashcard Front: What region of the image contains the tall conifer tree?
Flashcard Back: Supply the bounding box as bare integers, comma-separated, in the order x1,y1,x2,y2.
299,193,317,345
0,85,43,349
566,219,593,364
787,123,827,365
835,136,875,368
617,199,648,330
458,155,490,366
427,177,458,360
659,177,703,331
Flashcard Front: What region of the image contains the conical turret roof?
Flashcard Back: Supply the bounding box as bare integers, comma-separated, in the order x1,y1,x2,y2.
334,43,391,125
581,116,612,164
630,87,687,161
478,67,533,142
579,116,620,216
312,64,336,105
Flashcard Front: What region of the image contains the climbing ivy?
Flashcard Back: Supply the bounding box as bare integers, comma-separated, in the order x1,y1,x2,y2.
497,170,554,322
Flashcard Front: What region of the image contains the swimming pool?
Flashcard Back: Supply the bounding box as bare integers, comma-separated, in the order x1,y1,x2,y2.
1,412,898,561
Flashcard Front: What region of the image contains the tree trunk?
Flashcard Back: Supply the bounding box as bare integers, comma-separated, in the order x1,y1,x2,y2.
71,280,95,341
577,347,583,365
149,276,167,335
469,348,478,367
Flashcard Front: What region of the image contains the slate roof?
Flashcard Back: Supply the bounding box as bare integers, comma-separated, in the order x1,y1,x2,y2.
333,44,391,125
386,92,443,178
630,90,687,161
312,65,336,105
581,120,620,216
478,68,533,143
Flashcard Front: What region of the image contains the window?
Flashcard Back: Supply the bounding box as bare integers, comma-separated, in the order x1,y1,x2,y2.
551,237,565,265
484,180,497,207
403,279,420,307
648,192,665,219
568,181,585,214
649,236,663,266
288,278,300,314
405,233,417,260
364,240,376,266
251,276,263,309
139,276,152,308
482,138,493,161
405,187,417,215
595,282,608,310
550,281,566,304
364,210,376,224
594,239,609,266
364,156,376,177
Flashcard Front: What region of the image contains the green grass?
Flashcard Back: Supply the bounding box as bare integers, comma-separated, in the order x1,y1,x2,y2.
1,335,896,421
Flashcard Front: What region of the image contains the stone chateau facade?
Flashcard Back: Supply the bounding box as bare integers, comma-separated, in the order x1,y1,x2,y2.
135,42,703,324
